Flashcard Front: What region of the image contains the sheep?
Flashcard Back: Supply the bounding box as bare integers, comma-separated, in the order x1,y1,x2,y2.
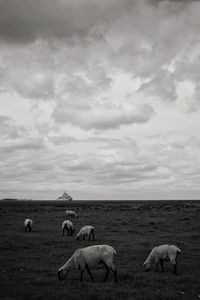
66,210,78,218
62,220,74,236
57,244,118,283
24,218,33,232
143,244,181,274
75,225,95,241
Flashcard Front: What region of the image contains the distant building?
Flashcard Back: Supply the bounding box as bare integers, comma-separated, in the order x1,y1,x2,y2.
57,192,73,201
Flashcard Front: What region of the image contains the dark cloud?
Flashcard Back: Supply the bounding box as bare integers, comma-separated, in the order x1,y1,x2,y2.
154,0,200,2
0,0,76,43
0,0,134,43
1,138,45,153
150,0,200,5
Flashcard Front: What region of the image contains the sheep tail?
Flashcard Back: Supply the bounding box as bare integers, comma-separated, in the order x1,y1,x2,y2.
110,246,117,255
176,247,181,254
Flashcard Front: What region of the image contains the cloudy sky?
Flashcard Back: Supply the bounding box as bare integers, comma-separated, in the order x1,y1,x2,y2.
0,0,200,200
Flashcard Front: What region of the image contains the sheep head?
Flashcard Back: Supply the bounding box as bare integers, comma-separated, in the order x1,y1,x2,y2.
57,268,69,280
57,269,63,280
143,262,150,271
57,256,74,280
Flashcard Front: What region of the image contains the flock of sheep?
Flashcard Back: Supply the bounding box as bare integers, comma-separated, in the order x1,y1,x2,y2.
24,209,181,283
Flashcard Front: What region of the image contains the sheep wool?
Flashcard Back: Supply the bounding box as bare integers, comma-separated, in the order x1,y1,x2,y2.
66,210,78,218
24,219,33,232
144,244,181,274
75,225,95,241
57,244,118,283
62,220,73,236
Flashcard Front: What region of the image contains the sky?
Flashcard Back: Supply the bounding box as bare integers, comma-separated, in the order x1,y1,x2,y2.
0,0,200,200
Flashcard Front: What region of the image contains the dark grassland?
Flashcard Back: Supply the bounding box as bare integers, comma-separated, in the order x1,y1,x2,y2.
0,200,200,300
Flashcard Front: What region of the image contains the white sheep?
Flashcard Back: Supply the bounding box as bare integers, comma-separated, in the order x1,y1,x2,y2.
62,220,74,236
66,210,78,218
57,244,118,282
75,225,95,241
24,218,33,232
143,244,181,274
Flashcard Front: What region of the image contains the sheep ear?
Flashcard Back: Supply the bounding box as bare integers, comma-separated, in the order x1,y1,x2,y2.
57,269,63,280
57,270,61,279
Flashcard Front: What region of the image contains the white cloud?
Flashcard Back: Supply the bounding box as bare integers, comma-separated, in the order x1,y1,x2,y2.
0,115,26,139
53,99,154,130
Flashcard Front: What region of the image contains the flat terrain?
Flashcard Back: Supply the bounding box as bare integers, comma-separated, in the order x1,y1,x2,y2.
0,200,199,300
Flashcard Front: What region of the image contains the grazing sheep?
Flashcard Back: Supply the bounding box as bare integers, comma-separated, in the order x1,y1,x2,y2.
66,210,78,218
62,220,73,236
24,219,33,232
143,244,181,274
75,225,95,241
57,244,118,282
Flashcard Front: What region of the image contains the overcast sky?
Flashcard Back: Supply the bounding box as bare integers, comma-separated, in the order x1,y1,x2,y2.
0,0,200,200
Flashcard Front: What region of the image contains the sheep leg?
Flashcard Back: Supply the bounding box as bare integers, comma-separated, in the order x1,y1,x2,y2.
83,234,85,240
88,234,90,241
173,263,177,275
92,231,95,241
160,259,164,272
27,222,31,232
80,270,84,282
173,252,180,275
85,264,94,282
99,261,110,282
155,262,159,272
110,264,118,283
62,228,65,236
103,266,110,282
171,253,179,275
29,224,32,232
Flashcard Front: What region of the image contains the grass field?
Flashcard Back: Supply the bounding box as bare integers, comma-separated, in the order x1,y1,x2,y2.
0,200,200,300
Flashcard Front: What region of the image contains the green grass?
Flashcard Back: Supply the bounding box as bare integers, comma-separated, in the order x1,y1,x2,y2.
0,200,199,299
